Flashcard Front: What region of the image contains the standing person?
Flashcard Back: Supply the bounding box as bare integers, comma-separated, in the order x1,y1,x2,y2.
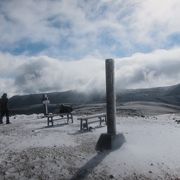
0,93,10,124
42,94,50,115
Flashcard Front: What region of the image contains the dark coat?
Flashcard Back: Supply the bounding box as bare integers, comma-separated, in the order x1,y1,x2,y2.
0,94,8,112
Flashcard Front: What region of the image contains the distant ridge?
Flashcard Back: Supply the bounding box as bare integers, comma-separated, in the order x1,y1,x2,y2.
117,83,180,106
9,90,105,108
8,84,180,114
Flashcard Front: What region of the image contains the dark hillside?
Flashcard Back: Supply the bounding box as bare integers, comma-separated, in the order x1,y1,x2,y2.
8,84,180,114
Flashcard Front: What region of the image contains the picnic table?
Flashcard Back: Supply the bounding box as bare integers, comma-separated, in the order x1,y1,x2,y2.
77,113,106,131
46,113,73,126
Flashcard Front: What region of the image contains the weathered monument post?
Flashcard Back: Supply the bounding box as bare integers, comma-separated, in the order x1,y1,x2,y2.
96,59,125,151
106,59,116,135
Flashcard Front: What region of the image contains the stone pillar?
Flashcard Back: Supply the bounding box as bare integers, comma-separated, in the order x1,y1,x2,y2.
106,59,116,135
96,59,125,151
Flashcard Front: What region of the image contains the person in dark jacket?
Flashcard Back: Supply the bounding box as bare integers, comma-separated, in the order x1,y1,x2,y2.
0,93,10,124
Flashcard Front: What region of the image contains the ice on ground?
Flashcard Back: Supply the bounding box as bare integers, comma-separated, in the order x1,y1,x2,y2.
0,111,180,179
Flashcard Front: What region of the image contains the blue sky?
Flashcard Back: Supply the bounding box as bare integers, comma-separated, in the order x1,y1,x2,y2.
0,0,180,95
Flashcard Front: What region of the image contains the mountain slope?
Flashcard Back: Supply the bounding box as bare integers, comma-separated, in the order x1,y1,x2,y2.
8,84,180,114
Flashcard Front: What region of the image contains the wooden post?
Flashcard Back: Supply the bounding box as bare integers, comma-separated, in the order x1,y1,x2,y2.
106,59,116,135
96,59,125,151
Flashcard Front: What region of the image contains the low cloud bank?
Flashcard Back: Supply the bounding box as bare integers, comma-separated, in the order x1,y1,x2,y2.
0,48,180,96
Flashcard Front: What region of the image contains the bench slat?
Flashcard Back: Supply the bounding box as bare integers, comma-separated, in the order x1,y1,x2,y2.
77,113,106,120
88,119,106,124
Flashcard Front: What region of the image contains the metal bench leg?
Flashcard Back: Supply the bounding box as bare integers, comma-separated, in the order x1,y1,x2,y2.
48,117,53,126
52,117,54,126
80,119,83,131
47,117,49,126
85,119,88,130
99,117,102,126
51,117,53,126
67,114,69,124
71,113,73,123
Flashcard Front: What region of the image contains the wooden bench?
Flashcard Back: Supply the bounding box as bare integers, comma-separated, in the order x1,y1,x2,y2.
46,113,73,126
77,113,106,131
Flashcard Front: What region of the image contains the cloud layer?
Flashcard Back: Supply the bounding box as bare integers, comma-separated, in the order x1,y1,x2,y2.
0,0,180,96
1,48,180,96
0,0,180,57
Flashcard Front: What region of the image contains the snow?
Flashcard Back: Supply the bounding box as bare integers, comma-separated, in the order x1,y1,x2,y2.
101,115,180,179
1,111,180,179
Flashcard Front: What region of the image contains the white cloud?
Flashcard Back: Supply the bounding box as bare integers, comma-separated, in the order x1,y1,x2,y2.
130,0,180,46
115,48,180,89
0,0,179,56
0,0,180,97
0,48,180,96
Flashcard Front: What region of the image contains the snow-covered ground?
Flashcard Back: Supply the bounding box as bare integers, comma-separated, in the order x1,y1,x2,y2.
1,110,180,179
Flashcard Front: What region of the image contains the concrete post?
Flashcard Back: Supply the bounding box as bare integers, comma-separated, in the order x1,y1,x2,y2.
96,59,125,151
106,59,116,135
